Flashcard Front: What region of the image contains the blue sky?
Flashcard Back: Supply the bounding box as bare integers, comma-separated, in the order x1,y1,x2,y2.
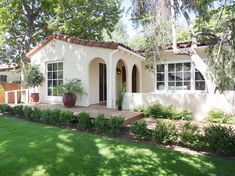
120,0,140,39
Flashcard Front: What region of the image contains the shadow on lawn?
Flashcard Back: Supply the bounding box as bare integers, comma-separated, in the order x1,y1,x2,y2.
0,117,234,176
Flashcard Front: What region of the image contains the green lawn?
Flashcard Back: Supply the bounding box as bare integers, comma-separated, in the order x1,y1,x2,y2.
0,116,235,176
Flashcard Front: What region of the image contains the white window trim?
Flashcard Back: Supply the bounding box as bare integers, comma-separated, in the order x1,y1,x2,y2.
45,61,64,101
155,60,206,93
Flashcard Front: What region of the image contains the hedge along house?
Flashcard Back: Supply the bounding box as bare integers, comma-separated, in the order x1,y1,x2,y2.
26,34,145,108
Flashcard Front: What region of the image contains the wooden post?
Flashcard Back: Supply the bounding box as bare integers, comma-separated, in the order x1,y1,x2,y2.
25,89,29,104
4,92,8,104
14,91,18,105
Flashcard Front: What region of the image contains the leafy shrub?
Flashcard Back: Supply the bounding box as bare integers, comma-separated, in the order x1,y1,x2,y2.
206,109,235,124
135,103,192,120
12,105,24,116
30,107,42,122
94,114,108,134
179,121,201,149
49,109,61,125
77,112,91,130
39,109,52,124
0,104,11,113
131,120,149,140
22,106,33,119
59,110,73,126
172,111,193,120
153,120,177,144
108,116,124,136
204,124,235,155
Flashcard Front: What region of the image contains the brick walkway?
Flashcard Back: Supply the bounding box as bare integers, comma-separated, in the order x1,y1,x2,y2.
27,103,143,125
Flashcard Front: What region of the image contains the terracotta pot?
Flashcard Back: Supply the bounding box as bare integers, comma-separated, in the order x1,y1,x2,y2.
63,93,76,108
117,105,122,111
31,93,39,103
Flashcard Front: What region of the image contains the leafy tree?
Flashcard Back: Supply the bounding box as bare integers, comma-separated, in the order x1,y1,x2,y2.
0,0,121,66
103,20,129,45
130,0,235,93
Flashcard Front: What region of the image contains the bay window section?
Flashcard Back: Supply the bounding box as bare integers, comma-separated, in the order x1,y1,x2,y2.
156,62,205,91
156,64,165,90
195,69,205,90
47,62,63,96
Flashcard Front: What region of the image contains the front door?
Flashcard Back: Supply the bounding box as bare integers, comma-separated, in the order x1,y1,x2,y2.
99,63,107,102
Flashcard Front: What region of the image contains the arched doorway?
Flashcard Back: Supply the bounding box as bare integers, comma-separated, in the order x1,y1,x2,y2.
132,65,139,92
116,59,127,95
89,58,107,105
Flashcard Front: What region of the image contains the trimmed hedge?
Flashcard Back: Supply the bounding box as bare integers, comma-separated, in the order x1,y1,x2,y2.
134,103,192,120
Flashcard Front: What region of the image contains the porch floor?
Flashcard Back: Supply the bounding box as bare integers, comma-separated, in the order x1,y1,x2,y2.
27,103,143,125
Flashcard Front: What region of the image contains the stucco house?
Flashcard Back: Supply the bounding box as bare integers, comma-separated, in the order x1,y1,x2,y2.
27,34,235,120
0,64,21,83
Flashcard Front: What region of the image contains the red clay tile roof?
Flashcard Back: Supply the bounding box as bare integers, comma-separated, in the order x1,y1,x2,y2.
165,42,207,50
26,34,140,58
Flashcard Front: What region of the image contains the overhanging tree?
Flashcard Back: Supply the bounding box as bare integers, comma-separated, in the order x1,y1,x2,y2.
131,0,235,93
0,0,121,66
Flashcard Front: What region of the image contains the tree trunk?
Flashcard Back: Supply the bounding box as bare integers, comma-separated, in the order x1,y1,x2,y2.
170,0,215,93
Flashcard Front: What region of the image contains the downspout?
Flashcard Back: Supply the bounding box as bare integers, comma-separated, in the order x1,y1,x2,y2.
108,48,119,109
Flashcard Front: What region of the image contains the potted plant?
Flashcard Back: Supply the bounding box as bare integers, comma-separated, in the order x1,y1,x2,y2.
58,79,86,108
24,65,44,103
116,84,126,111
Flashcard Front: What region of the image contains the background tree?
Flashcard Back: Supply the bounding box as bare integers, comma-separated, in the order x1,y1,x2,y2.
0,0,121,66
103,20,129,45
130,0,235,93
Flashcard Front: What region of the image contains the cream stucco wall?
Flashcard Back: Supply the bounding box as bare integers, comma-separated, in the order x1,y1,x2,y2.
30,39,145,107
0,70,21,83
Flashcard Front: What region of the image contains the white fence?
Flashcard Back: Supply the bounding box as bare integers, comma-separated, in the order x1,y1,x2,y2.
123,91,235,121
4,89,29,104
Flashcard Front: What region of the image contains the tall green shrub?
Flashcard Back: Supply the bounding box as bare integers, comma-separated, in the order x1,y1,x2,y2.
179,121,201,149
77,112,91,130
153,120,177,144
131,121,149,140
204,124,235,155
108,116,124,136
94,114,108,134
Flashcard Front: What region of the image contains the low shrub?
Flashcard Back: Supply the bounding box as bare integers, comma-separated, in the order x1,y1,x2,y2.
0,104,11,113
59,110,73,126
108,116,124,136
12,105,24,116
30,107,42,122
23,106,33,119
204,124,235,155
131,120,149,140
206,109,235,124
39,109,52,124
172,111,193,121
77,112,91,130
134,103,192,120
153,120,177,144
179,121,201,149
94,114,108,134
50,109,61,125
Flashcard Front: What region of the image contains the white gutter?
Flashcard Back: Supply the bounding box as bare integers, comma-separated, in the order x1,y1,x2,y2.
118,46,146,61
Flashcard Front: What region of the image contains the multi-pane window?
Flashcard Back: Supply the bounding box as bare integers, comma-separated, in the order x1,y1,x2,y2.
195,69,205,90
156,64,165,90
0,75,7,83
47,62,63,96
156,62,205,91
167,62,191,90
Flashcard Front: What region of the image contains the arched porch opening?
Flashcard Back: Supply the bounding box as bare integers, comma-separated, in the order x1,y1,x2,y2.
132,64,139,92
89,57,107,105
116,59,127,97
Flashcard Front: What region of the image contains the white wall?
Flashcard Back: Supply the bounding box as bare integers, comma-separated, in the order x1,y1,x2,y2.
123,91,235,121
30,39,111,106
0,70,21,83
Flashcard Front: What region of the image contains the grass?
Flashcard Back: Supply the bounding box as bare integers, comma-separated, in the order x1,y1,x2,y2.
0,116,235,176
